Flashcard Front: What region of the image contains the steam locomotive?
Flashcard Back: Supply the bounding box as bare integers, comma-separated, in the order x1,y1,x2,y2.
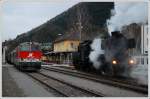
6,42,42,71
73,31,136,77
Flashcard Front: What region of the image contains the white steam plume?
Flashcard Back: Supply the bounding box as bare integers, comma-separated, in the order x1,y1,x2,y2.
107,2,148,34
89,38,104,69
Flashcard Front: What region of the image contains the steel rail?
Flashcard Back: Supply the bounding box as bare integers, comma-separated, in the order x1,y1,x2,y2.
27,72,105,97
27,73,68,97
42,66,148,94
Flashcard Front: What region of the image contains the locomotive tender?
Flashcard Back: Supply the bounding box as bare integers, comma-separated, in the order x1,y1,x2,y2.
6,42,42,71
73,31,136,77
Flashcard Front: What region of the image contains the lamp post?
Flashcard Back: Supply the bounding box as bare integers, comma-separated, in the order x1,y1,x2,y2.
57,33,62,64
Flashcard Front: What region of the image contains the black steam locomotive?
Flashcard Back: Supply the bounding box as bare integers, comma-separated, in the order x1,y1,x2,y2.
73,31,136,77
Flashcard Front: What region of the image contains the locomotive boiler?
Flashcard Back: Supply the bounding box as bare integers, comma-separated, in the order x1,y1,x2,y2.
73,31,136,77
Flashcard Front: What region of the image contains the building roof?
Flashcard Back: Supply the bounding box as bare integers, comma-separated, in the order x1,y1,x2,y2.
54,32,80,43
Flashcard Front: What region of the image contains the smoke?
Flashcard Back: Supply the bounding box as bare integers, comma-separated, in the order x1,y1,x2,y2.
107,2,148,34
130,65,148,85
89,38,104,69
129,56,148,85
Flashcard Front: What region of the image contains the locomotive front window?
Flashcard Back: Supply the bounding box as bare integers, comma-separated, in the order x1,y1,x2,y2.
20,45,30,51
31,44,40,51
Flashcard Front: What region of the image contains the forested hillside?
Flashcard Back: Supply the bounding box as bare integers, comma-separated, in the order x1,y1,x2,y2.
3,2,114,52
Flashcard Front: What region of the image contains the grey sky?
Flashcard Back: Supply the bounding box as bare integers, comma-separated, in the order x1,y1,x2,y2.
1,0,79,41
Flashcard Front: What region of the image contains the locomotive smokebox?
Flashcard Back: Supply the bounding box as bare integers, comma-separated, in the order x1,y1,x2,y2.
111,31,123,38
111,31,120,37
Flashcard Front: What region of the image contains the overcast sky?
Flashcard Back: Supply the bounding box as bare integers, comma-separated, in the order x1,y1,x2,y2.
1,0,79,41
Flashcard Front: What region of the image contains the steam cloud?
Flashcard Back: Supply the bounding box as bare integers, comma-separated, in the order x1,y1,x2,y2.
89,38,104,69
88,2,148,82
107,2,148,34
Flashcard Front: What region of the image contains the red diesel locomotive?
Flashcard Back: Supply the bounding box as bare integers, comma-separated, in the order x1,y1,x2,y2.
7,42,42,71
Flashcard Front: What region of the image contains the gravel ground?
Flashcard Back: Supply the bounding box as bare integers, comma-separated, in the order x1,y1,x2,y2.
2,63,148,97
40,68,147,97
30,73,95,97
2,64,62,97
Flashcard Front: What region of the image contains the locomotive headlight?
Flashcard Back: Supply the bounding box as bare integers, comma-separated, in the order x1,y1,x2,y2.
129,59,135,65
112,60,117,65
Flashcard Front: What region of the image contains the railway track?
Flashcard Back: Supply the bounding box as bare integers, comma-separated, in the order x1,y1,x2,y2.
42,66,148,94
27,72,105,97
55,66,148,88
53,65,147,87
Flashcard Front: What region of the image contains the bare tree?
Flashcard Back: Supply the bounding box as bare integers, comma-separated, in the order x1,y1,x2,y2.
75,3,91,41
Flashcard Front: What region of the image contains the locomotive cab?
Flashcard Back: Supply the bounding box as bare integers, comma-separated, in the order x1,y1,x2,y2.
73,40,93,71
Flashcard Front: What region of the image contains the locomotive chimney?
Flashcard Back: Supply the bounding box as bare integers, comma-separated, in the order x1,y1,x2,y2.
111,31,120,36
